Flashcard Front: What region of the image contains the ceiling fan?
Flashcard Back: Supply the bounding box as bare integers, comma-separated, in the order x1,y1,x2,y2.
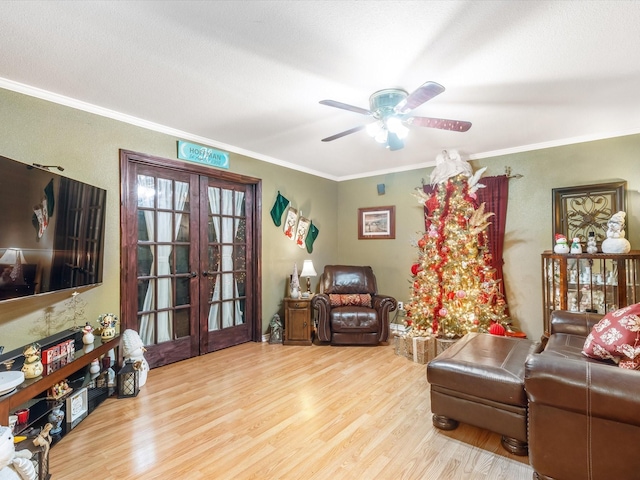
319,81,471,151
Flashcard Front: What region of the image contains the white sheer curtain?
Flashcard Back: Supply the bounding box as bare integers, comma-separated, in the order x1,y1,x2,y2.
138,175,156,345
207,187,221,330
139,177,188,345
207,187,245,330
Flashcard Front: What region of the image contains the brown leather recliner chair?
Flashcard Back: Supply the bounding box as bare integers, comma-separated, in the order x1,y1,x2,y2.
311,265,396,345
525,310,640,480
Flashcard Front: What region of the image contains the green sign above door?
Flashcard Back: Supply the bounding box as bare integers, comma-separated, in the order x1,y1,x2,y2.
177,141,230,169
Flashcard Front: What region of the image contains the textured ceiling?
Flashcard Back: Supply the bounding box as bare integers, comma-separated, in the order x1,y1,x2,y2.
1,1,640,180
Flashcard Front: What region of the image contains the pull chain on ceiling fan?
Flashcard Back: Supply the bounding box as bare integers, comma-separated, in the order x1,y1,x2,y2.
319,81,472,151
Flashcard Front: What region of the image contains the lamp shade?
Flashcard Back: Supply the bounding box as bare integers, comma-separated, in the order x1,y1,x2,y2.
300,260,317,278
0,248,26,283
0,247,26,265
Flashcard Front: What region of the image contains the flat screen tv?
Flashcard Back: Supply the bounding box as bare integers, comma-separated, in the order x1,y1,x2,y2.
0,154,106,302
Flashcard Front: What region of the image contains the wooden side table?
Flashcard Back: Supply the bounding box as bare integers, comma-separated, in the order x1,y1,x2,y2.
283,297,313,345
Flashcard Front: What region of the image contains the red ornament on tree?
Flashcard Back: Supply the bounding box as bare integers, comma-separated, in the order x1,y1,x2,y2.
411,263,421,276
489,323,506,336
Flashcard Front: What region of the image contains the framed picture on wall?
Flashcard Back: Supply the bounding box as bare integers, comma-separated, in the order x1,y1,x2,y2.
358,206,396,240
552,181,626,247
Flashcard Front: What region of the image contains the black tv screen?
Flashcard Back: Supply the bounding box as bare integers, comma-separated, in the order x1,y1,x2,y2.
0,155,106,301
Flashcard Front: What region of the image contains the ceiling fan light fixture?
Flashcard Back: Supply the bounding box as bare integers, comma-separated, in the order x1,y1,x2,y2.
366,120,384,138
374,128,388,144
386,116,409,139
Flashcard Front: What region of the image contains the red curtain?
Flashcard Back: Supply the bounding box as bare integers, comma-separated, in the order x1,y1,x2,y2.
423,175,510,302
475,175,509,302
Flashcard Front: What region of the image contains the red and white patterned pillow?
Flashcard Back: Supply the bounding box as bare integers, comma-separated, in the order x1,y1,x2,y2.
582,303,640,367
329,293,372,308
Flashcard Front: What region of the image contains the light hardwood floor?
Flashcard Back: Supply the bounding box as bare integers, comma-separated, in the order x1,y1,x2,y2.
49,341,533,479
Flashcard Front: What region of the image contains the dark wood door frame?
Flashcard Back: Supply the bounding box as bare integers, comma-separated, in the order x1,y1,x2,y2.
120,149,263,356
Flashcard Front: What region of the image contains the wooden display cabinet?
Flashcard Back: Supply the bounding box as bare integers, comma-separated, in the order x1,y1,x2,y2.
541,251,640,336
283,298,313,345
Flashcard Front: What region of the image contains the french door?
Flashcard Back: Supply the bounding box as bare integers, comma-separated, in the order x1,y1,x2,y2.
120,150,261,369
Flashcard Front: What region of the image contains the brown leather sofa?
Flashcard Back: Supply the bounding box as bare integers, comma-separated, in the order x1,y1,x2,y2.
311,265,396,345
525,310,640,480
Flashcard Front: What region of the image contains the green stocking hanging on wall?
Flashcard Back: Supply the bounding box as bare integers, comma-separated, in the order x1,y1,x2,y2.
270,191,289,227
305,221,319,253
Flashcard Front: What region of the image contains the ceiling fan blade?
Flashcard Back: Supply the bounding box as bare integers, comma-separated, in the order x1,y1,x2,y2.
321,124,367,142
407,116,472,132
319,99,372,116
394,81,445,114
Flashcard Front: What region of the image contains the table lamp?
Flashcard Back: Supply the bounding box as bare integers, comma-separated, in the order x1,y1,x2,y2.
300,260,317,298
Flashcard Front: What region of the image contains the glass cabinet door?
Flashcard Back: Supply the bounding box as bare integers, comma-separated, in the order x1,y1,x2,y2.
541,251,640,335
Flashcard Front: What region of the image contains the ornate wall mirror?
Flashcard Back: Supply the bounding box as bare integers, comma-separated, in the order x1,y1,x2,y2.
552,180,627,247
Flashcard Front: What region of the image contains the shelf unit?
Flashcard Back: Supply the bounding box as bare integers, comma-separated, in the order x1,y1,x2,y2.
541,250,640,335
0,335,119,425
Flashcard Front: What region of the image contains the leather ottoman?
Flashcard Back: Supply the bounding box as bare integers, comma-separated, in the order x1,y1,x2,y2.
427,332,542,455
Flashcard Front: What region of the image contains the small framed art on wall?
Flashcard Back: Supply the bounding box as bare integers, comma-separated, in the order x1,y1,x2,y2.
358,206,396,240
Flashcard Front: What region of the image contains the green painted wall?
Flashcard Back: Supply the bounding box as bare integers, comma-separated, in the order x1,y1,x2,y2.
1,86,638,349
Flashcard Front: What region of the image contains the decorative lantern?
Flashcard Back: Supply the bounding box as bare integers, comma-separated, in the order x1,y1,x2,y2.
116,360,139,398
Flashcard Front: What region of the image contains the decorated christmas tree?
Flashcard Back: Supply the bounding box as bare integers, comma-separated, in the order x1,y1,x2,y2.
405,151,510,338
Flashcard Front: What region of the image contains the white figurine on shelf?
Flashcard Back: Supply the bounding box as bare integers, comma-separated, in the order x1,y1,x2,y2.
568,291,578,312
570,297,578,312
580,288,592,311
89,359,100,375
570,237,582,254
601,211,631,254
82,322,94,345
569,269,578,284
553,234,570,254
586,232,598,254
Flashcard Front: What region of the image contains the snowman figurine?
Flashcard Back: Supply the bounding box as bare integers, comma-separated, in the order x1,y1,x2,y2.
553,234,570,254
121,329,149,388
586,232,598,254
601,211,631,254
570,237,582,254
82,322,95,345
